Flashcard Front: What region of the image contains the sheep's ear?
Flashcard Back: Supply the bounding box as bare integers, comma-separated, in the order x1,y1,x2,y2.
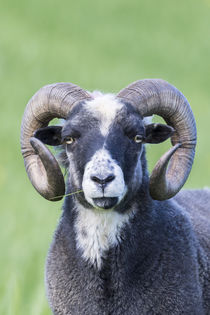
144,123,174,144
33,126,62,146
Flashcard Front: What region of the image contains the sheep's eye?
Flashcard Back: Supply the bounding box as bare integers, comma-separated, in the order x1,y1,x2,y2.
65,137,75,144
134,135,143,143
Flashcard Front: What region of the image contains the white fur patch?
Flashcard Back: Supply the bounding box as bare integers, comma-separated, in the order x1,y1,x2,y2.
82,148,127,208
85,94,123,136
74,204,134,269
143,116,153,125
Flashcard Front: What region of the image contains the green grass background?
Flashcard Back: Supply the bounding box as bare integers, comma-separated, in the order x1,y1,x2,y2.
0,0,210,314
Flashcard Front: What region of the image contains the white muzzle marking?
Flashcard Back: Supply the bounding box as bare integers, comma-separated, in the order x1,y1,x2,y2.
82,149,127,208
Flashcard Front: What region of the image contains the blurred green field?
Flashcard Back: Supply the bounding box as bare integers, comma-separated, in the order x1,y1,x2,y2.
0,0,210,314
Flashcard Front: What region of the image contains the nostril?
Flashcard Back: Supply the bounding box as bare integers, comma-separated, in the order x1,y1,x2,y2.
91,176,102,184
105,175,115,183
91,174,115,185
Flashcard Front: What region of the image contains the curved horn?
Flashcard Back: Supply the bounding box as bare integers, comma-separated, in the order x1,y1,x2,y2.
117,79,197,200
20,83,92,201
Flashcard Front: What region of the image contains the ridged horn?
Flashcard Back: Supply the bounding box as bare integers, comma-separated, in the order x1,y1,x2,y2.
117,79,197,200
20,83,92,201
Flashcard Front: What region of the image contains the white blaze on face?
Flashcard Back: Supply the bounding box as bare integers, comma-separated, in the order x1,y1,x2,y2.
82,94,127,208
82,149,127,208
72,93,138,269
85,93,124,136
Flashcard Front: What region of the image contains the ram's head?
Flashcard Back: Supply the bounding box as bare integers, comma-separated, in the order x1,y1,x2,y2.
20,80,196,209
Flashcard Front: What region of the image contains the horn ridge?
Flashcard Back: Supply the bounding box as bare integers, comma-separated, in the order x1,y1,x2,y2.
20,82,92,201
117,79,197,200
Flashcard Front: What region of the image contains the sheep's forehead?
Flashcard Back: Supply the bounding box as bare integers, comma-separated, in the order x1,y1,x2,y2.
85,94,124,136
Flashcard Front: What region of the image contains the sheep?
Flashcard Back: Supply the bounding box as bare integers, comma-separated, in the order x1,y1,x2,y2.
20,79,210,315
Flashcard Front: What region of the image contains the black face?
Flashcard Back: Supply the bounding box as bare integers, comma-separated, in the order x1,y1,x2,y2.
34,99,174,211
63,103,146,208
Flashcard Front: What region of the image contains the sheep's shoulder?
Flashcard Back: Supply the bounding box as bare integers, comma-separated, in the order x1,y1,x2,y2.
174,188,210,232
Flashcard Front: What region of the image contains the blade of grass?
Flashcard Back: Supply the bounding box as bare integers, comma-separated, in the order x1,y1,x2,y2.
49,190,83,201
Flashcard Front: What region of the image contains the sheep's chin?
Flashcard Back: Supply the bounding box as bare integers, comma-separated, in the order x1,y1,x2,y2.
92,197,119,210
85,195,119,210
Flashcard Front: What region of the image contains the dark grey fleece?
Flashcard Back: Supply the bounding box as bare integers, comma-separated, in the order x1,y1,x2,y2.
45,187,210,315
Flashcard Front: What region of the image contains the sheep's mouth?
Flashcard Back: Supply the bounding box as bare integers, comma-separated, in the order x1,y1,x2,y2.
92,197,118,210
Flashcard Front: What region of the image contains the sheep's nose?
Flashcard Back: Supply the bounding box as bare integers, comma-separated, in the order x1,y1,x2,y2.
91,174,115,186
